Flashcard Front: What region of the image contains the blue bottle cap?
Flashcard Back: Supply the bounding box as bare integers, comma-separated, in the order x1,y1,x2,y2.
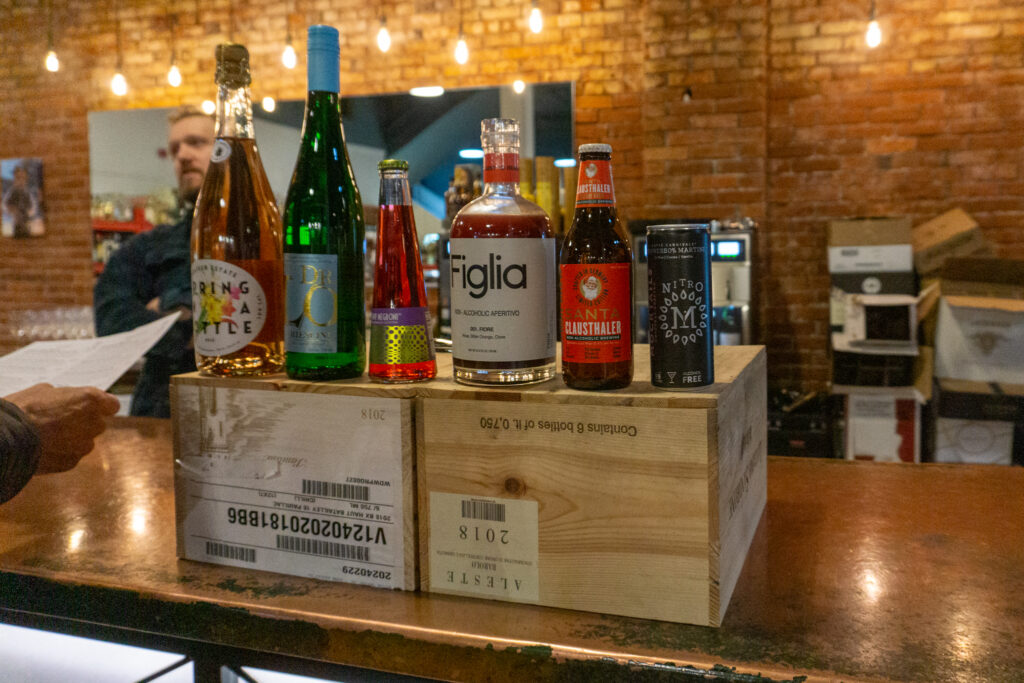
307,25,340,93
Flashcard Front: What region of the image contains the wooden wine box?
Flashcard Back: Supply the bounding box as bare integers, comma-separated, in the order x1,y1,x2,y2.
416,345,767,626
170,374,418,590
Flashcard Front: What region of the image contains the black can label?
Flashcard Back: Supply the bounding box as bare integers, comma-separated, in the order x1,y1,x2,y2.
647,230,714,388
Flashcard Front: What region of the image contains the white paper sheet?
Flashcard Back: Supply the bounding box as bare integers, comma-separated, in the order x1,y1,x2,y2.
0,312,181,397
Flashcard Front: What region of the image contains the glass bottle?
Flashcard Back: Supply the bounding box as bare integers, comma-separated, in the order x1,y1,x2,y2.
190,43,284,377
283,25,366,380
449,118,557,385
559,143,633,390
369,160,436,382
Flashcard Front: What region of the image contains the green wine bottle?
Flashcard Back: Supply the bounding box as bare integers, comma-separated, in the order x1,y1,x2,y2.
283,24,366,380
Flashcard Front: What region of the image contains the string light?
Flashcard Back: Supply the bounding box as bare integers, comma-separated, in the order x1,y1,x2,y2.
281,6,297,69
262,96,276,112
513,79,525,94
454,0,468,64
45,50,59,72
865,0,882,48
377,17,392,52
528,0,542,34
201,99,216,115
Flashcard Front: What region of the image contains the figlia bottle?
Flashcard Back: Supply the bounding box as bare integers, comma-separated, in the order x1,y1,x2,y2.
559,143,633,390
449,118,557,385
191,43,284,376
283,25,366,380
369,160,436,382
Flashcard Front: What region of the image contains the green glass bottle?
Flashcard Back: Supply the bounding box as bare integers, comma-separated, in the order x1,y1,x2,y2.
283,24,366,380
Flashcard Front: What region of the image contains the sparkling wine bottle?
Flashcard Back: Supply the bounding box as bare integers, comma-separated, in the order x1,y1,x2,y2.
190,43,284,377
283,25,366,380
369,159,436,382
449,118,557,385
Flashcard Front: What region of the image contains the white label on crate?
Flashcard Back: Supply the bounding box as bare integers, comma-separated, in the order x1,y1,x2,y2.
428,492,539,603
175,384,407,589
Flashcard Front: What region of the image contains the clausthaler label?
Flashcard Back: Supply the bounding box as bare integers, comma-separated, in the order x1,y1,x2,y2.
191,259,267,356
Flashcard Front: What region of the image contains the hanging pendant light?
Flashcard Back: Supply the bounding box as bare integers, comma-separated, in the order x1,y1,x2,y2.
167,12,181,87
44,0,59,72
377,17,392,52
528,0,542,34
865,0,882,48
111,7,127,95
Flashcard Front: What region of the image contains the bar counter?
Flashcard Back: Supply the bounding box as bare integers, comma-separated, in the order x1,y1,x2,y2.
2,417,1023,681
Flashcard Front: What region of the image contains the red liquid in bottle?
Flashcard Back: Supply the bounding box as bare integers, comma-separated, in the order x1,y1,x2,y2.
369,188,436,382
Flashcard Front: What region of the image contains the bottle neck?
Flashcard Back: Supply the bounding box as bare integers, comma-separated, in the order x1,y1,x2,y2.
379,171,411,206
482,152,521,196
301,91,341,139
575,154,616,210
216,83,254,139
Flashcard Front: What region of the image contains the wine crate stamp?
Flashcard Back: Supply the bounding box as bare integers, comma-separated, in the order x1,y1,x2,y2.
171,375,417,590
417,345,767,626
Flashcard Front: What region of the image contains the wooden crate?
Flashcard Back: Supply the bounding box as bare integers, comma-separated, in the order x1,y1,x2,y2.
416,345,767,626
170,374,418,590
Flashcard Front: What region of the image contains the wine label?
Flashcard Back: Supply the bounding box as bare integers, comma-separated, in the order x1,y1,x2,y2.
428,492,540,603
175,385,409,589
191,259,267,356
449,237,557,363
284,253,339,354
560,263,632,364
575,159,615,207
369,307,435,366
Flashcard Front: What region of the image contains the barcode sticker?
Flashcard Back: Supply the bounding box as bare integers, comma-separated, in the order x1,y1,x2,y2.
461,499,506,522
429,492,539,603
276,534,370,562
206,540,256,563
302,479,370,502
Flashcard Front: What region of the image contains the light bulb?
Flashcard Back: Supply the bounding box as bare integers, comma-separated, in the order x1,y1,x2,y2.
513,79,525,94
45,49,59,72
454,37,469,65
167,63,182,87
282,42,297,69
865,19,882,48
262,96,276,112
201,99,216,115
377,23,391,52
111,71,127,96
529,6,543,34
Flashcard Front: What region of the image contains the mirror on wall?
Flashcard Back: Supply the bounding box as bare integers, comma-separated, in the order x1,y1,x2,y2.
88,82,574,273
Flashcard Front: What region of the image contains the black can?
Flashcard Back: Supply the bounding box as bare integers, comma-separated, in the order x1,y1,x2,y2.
646,223,714,389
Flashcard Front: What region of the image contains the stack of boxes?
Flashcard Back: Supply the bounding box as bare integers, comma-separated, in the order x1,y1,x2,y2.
827,217,926,462
829,208,1023,466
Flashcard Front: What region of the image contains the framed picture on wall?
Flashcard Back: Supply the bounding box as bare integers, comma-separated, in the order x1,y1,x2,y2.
1,157,45,238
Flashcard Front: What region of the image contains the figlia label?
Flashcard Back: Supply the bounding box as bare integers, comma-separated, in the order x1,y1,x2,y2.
191,259,267,356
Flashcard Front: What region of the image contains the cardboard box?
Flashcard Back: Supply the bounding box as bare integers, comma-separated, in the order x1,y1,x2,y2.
912,208,992,276
833,348,932,463
932,378,1024,465
935,296,1024,385
828,217,917,355
171,375,418,590
417,346,767,627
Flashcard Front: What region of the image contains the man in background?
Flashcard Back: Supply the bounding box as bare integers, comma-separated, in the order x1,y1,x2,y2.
93,106,215,418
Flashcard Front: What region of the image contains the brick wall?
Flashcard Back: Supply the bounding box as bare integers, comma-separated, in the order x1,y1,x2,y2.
1,0,1021,390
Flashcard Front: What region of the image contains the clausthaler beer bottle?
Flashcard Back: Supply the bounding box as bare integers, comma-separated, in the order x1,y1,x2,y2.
283,25,366,380
191,43,284,376
559,143,633,390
